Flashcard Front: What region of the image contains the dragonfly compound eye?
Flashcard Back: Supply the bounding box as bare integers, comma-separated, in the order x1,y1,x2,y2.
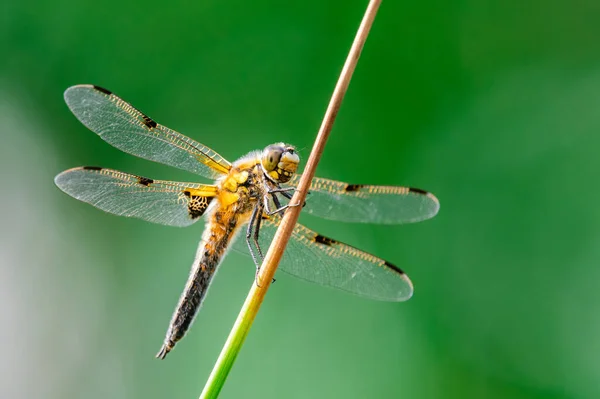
261,144,283,172
261,143,299,183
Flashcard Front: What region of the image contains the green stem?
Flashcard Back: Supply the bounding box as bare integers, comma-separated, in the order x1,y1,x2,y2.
199,1,383,397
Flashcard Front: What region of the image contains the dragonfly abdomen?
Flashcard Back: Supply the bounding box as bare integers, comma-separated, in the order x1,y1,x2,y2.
156,210,242,359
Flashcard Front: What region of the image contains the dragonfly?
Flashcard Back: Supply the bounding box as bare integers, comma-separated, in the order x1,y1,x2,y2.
54,85,440,359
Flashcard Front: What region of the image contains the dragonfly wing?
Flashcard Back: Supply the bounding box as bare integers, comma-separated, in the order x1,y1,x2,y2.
64,85,231,179
287,175,439,224
232,215,413,301
55,167,217,227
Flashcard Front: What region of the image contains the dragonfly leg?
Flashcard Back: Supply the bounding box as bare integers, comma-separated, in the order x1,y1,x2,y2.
246,205,264,272
269,186,307,207
279,189,308,207
247,204,272,287
270,192,286,216
263,192,275,215
253,211,271,285
265,195,302,216
264,183,293,216
268,186,296,195
278,190,293,200
253,209,264,261
253,210,277,284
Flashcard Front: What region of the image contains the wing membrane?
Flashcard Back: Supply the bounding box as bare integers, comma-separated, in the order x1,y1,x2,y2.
233,215,413,301
64,85,231,179
288,175,439,224
55,167,217,226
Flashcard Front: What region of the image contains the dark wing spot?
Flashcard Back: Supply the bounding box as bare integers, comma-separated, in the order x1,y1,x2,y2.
82,166,103,171
408,187,428,195
345,184,364,192
142,115,158,129
183,190,191,198
93,86,112,96
314,234,337,246
188,196,214,219
189,207,204,219
138,176,154,186
383,260,405,275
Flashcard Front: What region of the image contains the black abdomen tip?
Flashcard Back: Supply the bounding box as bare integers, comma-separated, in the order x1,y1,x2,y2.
156,343,173,360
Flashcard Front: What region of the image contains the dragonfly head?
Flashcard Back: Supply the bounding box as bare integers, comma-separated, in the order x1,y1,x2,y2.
261,143,299,184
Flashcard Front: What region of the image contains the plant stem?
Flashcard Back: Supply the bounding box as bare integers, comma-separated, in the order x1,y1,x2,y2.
199,1,383,397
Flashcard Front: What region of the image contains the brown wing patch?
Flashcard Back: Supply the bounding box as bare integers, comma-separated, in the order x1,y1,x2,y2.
184,190,215,219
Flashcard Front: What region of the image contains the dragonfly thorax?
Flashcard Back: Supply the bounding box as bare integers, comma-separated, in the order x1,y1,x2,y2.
260,143,299,184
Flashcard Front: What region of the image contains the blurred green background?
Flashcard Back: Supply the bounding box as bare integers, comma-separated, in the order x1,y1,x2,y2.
3,0,600,398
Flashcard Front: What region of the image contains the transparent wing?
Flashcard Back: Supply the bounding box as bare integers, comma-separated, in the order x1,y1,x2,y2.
64,85,231,179
232,215,413,301
54,167,217,227
287,175,439,224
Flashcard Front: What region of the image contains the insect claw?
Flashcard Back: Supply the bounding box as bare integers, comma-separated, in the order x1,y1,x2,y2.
254,274,276,287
